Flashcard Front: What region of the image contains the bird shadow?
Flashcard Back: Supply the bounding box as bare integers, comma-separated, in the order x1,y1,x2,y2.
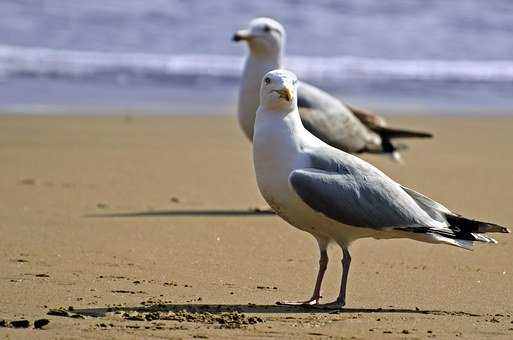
71,303,480,318
86,209,276,218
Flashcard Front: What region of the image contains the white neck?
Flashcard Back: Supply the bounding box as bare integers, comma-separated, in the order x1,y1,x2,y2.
253,107,304,161
237,53,283,141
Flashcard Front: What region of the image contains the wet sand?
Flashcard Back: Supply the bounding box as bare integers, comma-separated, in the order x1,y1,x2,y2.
0,114,512,339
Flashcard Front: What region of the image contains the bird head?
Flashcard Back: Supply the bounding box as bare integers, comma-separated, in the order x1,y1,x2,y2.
232,17,285,56
259,69,298,111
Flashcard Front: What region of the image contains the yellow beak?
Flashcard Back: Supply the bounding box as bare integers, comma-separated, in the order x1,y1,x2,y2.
274,86,292,102
232,30,252,42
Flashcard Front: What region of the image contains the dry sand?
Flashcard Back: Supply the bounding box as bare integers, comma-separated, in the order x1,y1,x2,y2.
0,114,512,339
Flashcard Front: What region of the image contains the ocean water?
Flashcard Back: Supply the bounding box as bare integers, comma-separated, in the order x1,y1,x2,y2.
1,0,512,113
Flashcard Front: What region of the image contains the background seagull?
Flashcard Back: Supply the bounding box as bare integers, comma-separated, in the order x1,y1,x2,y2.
234,17,433,161
253,69,509,307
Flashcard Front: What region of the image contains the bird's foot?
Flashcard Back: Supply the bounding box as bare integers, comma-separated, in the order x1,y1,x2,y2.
312,298,345,310
276,297,321,307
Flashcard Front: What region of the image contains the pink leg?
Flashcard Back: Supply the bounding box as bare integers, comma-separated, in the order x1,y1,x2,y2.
322,245,351,309
278,238,328,306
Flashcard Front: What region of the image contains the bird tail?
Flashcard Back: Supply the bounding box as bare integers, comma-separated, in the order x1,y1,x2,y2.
446,214,510,234
374,126,434,139
379,136,407,162
374,127,432,161
432,215,509,249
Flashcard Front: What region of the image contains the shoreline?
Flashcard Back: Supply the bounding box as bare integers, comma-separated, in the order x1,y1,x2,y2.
1,107,513,117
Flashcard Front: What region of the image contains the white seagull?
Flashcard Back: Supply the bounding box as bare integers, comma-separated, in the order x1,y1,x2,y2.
234,17,432,160
253,69,509,307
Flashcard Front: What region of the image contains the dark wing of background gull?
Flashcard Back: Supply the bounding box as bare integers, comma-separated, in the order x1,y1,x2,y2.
297,81,378,153
345,104,388,130
345,106,441,140
297,81,433,154
288,147,508,247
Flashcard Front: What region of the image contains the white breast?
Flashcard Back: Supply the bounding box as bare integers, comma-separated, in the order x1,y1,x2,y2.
253,114,300,213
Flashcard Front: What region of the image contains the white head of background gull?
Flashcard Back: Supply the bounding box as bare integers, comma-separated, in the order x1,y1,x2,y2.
234,17,433,160
253,69,509,307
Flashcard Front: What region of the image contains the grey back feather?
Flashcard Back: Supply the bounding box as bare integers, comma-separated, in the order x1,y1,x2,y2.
297,82,378,153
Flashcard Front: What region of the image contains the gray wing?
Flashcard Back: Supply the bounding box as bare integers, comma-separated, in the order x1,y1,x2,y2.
297,81,380,153
288,146,440,229
400,185,452,223
289,168,435,230
290,147,505,246
345,104,388,129
298,83,388,129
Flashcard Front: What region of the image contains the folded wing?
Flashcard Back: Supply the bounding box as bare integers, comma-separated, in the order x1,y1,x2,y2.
289,163,509,248
288,168,434,230
297,82,377,153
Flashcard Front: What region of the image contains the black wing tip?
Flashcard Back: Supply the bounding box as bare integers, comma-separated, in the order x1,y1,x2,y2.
416,131,434,138
398,130,433,139
479,223,510,234
375,126,434,139
447,214,510,234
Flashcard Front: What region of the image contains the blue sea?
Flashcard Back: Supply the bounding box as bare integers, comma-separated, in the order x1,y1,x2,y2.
1,0,512,114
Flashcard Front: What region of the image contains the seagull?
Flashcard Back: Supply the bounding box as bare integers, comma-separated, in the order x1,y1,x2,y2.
234,17,433,161
253,69,509,307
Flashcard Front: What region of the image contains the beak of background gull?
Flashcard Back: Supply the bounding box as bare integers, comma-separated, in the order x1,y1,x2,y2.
232,30,252,42
274,86,292,102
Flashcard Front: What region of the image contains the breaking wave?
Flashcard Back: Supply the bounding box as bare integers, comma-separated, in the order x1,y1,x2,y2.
1,44,513,85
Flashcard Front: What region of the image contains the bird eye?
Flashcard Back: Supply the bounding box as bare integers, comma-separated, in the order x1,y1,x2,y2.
263,25,271,33
264,77,271,84
293,79,298,85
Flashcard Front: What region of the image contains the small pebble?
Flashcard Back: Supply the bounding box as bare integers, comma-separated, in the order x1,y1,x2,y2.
34,319,50,329
47,309,69,317
10,320,30,328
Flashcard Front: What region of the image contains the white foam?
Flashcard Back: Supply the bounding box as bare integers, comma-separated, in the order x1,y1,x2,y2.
1,44,512,84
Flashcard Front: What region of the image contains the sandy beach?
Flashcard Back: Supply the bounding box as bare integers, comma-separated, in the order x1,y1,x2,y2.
0,114,512,339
